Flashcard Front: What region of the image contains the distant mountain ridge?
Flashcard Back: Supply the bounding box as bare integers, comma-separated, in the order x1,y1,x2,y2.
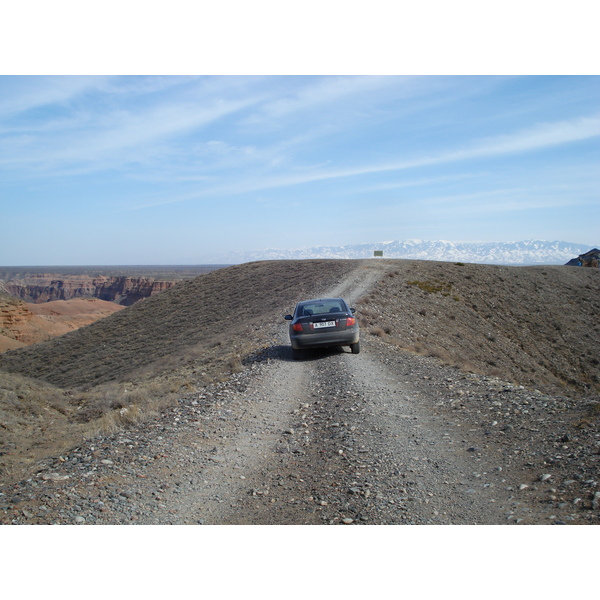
212,240,594,266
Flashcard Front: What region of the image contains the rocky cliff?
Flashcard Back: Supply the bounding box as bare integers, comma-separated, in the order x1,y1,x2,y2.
0,294,32,351
4,275,176,306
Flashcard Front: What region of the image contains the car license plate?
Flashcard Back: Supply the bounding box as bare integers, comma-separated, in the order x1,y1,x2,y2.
313,321,336,329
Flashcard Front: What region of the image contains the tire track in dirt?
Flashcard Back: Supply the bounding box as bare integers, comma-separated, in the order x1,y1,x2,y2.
168,357,309,524
193,346,547,525
327,260,391,305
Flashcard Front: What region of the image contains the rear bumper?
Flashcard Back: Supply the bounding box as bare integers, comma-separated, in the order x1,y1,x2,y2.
290,329,359,350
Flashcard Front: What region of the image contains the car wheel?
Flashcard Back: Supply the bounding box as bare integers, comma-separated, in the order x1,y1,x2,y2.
350,341,360,354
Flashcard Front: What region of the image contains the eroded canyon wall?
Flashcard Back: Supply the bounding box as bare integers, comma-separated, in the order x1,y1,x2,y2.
4,275,176,305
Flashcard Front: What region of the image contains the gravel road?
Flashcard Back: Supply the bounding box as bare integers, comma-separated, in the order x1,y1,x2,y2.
2,263,598,525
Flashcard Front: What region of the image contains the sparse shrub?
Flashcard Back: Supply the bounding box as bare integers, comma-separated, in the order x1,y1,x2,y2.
407,280,452,295
408,343,425,354
228,355,244,374
97,405,141,434
370,327,386,337
116,404,144,426
427,348,453,362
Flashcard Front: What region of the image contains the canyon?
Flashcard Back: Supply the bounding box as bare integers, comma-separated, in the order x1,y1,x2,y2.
3,274,177,305
0,274,175,352
0,266,225,351
0,293,124,352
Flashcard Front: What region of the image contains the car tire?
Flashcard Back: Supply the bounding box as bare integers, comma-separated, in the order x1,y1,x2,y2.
350,341,360,354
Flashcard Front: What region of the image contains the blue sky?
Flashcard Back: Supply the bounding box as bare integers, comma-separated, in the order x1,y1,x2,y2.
1,75,598,265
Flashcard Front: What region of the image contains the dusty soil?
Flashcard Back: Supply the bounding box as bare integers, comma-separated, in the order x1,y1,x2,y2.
0,297,124,353
1,260,599,525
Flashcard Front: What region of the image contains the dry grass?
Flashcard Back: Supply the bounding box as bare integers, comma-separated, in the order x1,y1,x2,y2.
0,372,87,481
0,368,202,482
574,401,600,429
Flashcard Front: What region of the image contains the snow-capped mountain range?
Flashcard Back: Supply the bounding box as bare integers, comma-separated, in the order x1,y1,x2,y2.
211,240,595,266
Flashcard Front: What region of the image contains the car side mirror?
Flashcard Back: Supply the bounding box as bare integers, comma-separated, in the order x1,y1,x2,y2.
284,314,293,320
350,308,356,314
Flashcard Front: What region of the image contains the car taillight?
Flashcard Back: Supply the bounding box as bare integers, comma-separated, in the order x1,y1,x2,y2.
346,317,356,326
292,323,303,332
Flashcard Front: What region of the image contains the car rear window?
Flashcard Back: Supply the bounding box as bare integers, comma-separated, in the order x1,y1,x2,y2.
299,301,345,316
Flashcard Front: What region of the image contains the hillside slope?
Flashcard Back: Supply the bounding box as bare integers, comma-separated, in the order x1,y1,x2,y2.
0,260,358,388
1,259,598,398
358,261,600,398
0,292,30,352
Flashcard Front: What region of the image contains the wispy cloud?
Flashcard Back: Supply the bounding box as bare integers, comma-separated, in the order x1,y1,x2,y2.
342,173,489,194
349,186,592,232
443,113,600,160
123,109,600,211
12,76,595,190
244,112,600,189
246,76,409,121
2,76,598,264
0,93,262,174
0,76,111,118
418,187,588,213
56,98,257,161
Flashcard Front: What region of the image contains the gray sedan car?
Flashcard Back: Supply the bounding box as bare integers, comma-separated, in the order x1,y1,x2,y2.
284,297,360,359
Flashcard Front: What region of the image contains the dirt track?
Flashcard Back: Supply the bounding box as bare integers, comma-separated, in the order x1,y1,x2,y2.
134,261,542,525
4,261,597,525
